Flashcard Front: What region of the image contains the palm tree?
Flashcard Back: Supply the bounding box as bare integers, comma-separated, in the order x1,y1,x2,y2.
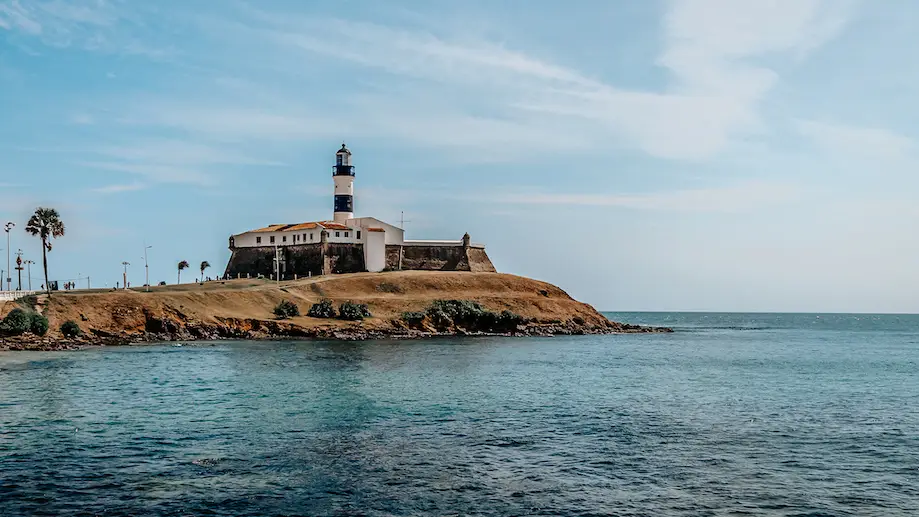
177,260,189,284
25,207,65,295
200,260,211,282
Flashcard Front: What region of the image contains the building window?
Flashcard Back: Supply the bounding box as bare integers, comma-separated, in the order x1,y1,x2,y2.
310,233,314,241
344,231,349,238
356,231,361,240
270,236,275,244
335,231,340,237
303,234,307,242
282,235,287,243
256,236,262,244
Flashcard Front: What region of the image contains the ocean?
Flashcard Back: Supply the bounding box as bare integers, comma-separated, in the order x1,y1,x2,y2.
1,312,917,516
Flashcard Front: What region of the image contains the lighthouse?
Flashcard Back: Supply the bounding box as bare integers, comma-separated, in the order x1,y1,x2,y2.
332,143,354,223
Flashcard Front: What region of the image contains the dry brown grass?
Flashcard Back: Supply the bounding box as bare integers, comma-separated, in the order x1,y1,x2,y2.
13,271,607,338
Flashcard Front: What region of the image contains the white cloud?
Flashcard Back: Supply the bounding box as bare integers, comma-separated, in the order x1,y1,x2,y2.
795,119,914,160
90,183,147,194
0,1,42,34
494,181,800,213
70,113,94,125
0,0,171,58
81,161,213,186
93,138,285,167
117,103,333,143
183,1,854,161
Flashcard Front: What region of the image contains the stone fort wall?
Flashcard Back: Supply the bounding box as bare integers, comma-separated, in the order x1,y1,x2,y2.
224,243,496,279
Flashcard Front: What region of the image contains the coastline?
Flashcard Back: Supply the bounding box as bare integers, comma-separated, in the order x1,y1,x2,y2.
0,320,672,351
0,271,672,351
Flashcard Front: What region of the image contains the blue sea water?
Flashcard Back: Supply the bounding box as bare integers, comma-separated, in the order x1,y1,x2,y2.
1,312,918,516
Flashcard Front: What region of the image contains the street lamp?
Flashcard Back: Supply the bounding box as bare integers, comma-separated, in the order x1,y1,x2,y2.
24,260,35,290
121,261,130,290
4,222,14,291
143,244,152,292
15,249,23,291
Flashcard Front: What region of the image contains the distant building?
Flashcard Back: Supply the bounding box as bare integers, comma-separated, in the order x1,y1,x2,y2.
225,144,495,279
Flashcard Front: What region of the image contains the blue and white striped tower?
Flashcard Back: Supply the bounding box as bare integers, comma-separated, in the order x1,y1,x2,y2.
332,143,354,223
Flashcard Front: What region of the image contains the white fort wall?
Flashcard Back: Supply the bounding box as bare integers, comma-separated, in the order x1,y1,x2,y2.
230,218,406,249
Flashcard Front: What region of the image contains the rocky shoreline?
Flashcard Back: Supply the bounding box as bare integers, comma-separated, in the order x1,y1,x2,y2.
1,318,672,351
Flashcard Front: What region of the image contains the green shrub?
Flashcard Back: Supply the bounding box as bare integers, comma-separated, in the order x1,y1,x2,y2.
30,313,49,336
401,311,426,326
426,300,487,325
307,299,336,319
273,300,300,319
60,320,82,338
376,282,402,293
420,300,525,332
338,301,371,321
1,308,32,336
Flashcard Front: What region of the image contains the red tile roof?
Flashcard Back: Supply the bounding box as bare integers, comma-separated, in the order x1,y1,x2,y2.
367,227,385,232
245,221,354,233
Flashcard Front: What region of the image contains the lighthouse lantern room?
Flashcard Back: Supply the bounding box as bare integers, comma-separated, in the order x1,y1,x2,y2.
333,143,355,223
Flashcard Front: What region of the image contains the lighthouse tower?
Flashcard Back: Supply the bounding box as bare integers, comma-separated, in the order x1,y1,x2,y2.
332,143,354,223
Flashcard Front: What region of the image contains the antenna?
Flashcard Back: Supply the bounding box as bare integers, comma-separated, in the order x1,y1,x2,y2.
400,211,412,230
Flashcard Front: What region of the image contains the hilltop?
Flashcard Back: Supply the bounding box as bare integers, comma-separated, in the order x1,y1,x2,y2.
1,271,669,350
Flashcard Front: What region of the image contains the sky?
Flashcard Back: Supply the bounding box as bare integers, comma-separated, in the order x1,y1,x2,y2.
1,0,918,313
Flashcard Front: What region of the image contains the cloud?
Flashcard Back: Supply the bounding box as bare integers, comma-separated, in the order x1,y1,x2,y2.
179,1,854,161
90,183,147,194
80,161,213,186
795,119,914,160
0,0,171,58
93,138,285,167
75,138,286,187
70,113,94,125
493,181,801,213
0,1,42,35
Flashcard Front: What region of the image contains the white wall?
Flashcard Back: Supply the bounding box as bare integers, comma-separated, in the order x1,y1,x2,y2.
365,231,387,272
347,217,405,245
232,217,408,249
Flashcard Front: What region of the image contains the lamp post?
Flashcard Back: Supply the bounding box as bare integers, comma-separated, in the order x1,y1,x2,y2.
143,245,152,292
4,222,14,291
122,261,130,290
15,249,23,291
24,260,34,290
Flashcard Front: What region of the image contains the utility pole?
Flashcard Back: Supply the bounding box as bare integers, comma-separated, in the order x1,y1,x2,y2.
399,211,411,271
24,260,34,290
15,249,23,291
274,245,280,282
122,261,130,290
4,222,14,291
143,244,152,292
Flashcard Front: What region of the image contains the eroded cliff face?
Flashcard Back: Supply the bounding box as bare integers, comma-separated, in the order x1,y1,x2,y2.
1,272,669,350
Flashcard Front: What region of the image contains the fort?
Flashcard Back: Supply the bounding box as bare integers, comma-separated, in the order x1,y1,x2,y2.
224,144,496,280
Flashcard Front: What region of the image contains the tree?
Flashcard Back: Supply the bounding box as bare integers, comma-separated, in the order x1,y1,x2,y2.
177,260,189,284
25,207,65,296
200,260,211,281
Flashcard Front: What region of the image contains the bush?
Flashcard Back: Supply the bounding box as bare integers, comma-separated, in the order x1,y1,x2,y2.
338,301,372,321
273,300,300,319
60,320,82,338
401,311,426,326
30,313,49,336
158,281,167,286
426,300,487,325
307,299,336,319
420,300,525,332
376,282,402,293
1,308,32,336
